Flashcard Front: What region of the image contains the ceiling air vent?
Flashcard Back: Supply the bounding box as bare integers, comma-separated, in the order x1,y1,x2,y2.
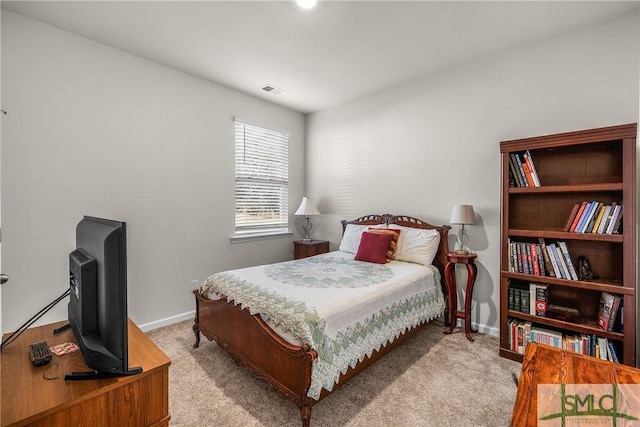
260,84,285,95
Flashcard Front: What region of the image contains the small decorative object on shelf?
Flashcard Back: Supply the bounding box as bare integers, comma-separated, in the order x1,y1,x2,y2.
578,256,598,281
546,304,581,324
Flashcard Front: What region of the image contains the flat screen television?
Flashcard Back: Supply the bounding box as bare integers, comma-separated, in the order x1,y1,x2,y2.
66,216,141,379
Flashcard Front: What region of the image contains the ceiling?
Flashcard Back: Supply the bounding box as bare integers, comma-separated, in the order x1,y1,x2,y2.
3,1,639,114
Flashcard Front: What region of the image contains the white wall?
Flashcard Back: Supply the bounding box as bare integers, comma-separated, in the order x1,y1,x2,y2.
306,12,640,335
1,11,306,332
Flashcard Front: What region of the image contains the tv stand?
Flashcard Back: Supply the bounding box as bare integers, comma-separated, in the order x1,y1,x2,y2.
1,319,170,426
65,366,143,381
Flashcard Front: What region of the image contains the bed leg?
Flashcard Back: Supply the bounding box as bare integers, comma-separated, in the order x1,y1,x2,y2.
192,322,201,348
300,404,311,427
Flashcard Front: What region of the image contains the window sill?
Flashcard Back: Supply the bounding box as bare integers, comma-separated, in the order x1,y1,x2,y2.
230,231,293,244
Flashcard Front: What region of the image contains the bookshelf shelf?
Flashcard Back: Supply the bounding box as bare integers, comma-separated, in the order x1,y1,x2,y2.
500,123,637,367
502,272,633,295
506,310,625,342
509,229,624,242
508,182,624,194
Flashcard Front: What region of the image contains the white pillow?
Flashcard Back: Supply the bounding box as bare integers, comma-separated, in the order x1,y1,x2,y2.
339,223,385,254
388,224,440,266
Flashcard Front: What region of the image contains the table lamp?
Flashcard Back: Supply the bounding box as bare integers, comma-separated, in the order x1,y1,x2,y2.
295,197,321,241
450,204,475,254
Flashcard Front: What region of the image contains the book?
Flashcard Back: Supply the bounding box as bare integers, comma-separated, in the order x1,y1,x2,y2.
537,238,555,277
610,204,623,234
508,154,524,187
529,243,540,276
583,202,602,233
573,201,592,233
597,336,609,360
529,283,537,315
513,153,529,187
546,243,562,278
520,155,536,187
605,204,621,234
530,325,562,349
600,202,617,234
569,201,588,232
590,204,606,233
577,201,598,233
548,243,567,279
607,341,620,363
534,284,549,316
546,304,580,323
520,288,530,314
597,292,619,331
607,294,621,332
535,244,546,277
523,150,541,186
557,241,578,281
563,203,581,232
596,204,612,234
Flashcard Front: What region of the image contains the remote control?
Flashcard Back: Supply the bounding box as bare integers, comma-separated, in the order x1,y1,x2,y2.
29,341,53,366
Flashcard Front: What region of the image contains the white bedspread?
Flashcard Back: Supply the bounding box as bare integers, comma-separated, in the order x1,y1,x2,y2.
203,250,445,399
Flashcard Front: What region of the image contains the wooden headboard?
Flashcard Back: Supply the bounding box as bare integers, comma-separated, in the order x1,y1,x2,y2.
340,213,451,284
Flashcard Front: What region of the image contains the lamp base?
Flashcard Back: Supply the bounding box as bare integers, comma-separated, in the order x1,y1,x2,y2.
454,249,469,255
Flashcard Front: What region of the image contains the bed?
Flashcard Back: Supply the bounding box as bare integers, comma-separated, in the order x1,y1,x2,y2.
192,214,451,426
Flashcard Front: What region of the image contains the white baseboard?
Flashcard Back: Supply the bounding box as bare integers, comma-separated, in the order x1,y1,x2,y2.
138,310,195,332
451,319,500,338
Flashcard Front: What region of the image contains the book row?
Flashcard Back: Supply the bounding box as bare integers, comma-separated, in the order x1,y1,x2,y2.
507,318,622,363
509,283,623,333
508,239,578,280
508,150,540,188
509,283,580,323
564,201,623,234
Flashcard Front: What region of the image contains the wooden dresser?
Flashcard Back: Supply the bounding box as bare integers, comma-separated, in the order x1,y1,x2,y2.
511,343,640,427
1,320,170,426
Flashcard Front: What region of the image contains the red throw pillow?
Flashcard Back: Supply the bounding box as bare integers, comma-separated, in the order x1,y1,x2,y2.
355,232,394,264
367,228,400,263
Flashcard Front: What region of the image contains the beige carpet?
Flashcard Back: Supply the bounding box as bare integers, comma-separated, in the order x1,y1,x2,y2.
146,319,521,427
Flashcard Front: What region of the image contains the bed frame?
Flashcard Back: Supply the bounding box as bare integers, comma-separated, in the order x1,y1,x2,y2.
192,214,450,426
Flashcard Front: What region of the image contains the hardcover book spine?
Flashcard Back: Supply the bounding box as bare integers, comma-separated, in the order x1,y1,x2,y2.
569,201,588,232
563,203,581,232
557,241,578,281
596,205,612,234
538,238,555,278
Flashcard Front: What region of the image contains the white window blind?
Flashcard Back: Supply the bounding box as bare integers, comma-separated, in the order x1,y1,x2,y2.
234,119,289,235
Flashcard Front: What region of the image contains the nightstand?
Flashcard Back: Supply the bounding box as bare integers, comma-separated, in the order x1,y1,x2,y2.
443,252,478,341
293,240,329,260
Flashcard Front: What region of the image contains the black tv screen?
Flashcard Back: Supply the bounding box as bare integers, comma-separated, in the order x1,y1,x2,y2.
67,216,141,379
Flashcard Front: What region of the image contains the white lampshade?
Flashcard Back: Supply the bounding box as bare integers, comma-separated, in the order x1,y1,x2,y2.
295,197,321,216
450,205,476,225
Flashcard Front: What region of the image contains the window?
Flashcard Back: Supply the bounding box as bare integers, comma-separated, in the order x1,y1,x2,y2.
233,118,290,239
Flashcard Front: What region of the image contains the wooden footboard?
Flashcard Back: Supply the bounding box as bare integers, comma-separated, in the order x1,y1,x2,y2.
193,290,435,426
192,290,317,426
193,214,450,427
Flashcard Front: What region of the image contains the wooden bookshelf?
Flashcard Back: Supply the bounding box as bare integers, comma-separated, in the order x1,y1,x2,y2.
499,123,637,367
